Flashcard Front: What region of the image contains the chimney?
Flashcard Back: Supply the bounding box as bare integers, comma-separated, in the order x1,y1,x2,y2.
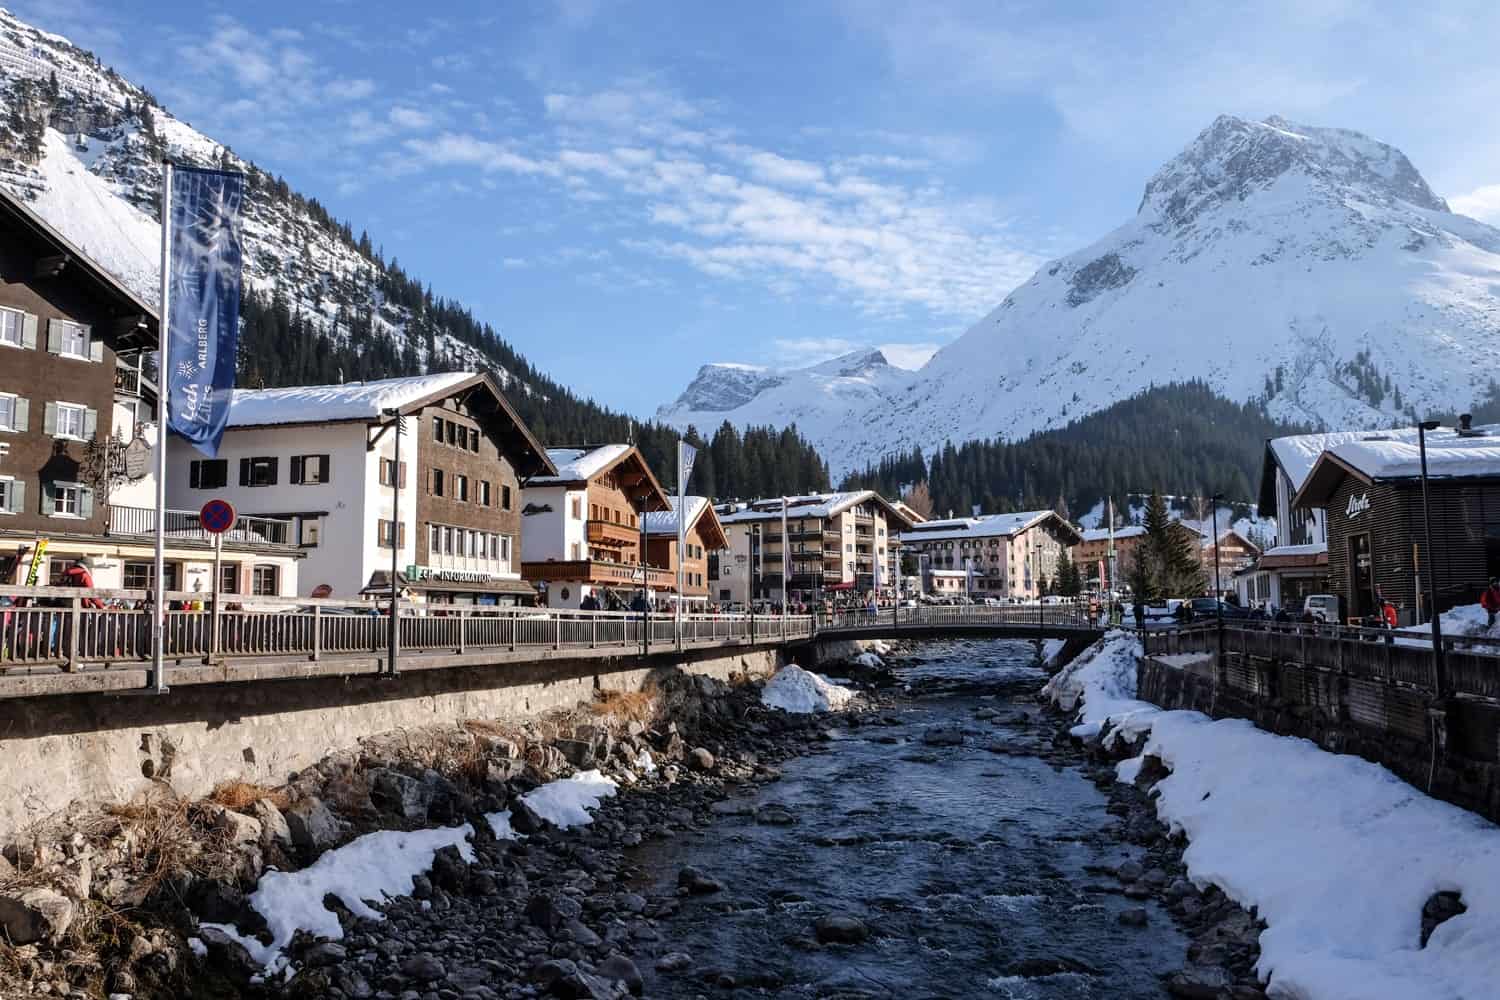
1458,413,1485,437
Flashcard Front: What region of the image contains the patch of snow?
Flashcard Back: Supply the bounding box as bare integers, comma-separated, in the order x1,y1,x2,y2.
1050,632,1500,999
853,651,883,669
531,445,633,485
760,664,857,713
519,769,617,829
214,823,475,968
485,810,519,841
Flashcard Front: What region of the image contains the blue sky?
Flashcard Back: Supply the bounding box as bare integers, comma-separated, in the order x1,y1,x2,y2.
20,0,1500,415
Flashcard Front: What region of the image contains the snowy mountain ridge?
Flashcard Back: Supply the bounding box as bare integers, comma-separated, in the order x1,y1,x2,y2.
0,9,513,385
661,114,1500,478
658,348,913,439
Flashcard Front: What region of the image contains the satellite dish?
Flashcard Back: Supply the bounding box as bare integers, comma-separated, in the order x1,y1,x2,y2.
310,583,333,598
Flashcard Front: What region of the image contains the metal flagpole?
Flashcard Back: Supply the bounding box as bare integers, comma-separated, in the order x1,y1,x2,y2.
675,441,685,651
388,411,401,677
1107,496,1117,626
150,162,173,695
780,497,788,614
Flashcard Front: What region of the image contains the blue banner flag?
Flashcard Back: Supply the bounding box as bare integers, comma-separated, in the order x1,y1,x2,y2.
165,165,244,456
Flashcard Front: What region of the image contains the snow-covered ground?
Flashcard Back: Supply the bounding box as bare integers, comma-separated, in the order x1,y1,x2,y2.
1048,632,1500,999
760,664,857,713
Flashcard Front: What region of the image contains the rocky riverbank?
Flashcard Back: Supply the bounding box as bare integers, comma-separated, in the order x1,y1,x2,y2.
0,663,873,1000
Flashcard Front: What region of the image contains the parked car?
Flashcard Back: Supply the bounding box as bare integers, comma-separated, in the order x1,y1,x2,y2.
1303,594,1340,623
1185,597,1251,621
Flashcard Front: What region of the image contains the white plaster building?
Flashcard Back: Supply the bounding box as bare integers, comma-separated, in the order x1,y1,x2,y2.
899,510,1082,600
165,372,553,601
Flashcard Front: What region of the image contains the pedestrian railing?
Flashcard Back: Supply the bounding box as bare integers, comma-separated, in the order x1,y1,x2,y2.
819,603,1094,632
0,585,820,678
1140,620,1500,703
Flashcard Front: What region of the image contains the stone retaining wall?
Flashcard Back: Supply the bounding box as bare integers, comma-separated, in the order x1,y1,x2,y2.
1137,652,1500,823
0,648,784,840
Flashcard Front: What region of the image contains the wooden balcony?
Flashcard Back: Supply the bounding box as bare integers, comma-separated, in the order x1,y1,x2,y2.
587,520,638,547
523,560,674,589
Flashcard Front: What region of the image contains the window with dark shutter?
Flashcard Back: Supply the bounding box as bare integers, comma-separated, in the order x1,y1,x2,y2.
290,456,304,484
239,457,251,486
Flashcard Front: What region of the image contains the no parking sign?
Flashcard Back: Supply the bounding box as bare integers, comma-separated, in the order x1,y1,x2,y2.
200,498,236,534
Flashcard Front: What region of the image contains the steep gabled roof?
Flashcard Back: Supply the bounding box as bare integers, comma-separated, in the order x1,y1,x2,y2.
0,183,158,351
899,510,1083,546
226,371,556,477
529,444,670,511
1293,423,1500,509
718,490,914,530
643,496,729,549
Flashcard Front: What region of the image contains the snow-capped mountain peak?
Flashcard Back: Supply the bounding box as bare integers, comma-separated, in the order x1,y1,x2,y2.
661,113,1500,478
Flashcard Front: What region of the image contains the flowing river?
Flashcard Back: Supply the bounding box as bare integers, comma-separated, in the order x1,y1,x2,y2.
628,639,1187,998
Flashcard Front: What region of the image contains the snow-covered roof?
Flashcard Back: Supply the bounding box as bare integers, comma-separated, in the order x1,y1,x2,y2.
1295,423,1500,506
1078,525,1148,543
718,491,875,524
529,444,634,485
642,496,708,536
899,510,1081,545
226,372,477,428
1261,542,1328,558
1267,430,1407,496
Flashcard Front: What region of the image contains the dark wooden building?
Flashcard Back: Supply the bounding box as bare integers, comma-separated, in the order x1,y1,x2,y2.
0,185,157,538
1295,425,1500,623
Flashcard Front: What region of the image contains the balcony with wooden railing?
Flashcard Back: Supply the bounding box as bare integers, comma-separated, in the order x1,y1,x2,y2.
586,519,639,547
522,560,674,589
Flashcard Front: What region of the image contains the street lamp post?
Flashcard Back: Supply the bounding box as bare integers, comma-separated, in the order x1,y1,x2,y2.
1418,420,1447,698
381,407,402,678
1210,492,1224,652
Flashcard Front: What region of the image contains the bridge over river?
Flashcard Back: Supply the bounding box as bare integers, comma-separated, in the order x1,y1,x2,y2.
0,585,1102,700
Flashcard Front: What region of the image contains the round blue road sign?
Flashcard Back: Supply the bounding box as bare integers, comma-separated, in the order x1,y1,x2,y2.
200,498,237,534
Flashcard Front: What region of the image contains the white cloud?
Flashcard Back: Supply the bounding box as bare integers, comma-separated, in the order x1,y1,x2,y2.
1451,184,1500,225
406,132,558,175
745,151,825,187
389,106,434,130
325,77,376,101
770,337,860,365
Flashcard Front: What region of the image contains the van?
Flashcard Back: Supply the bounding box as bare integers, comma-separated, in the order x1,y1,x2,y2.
1303,594,1339,623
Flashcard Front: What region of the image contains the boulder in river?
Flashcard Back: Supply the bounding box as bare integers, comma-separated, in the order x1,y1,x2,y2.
814,914,870,944
921,727,963,746
677,866,725,894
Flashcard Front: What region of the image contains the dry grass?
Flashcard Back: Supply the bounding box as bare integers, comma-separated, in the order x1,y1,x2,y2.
589,689,658,725
89,788,230,896
206,779,288,812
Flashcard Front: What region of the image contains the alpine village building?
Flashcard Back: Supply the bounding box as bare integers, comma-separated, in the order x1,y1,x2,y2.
519,445,674,609
1291,419,1500,624
900,511,1082,600
165,372,554,604
711,491,914,607
642,496,730,608
0,185,302,596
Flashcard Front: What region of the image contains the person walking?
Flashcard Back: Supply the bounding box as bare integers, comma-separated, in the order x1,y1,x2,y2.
1481,578,1500,630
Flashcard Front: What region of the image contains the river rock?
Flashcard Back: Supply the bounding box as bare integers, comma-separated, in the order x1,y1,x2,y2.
688,747,716,772
1118,907,1149,927
252,798,293,849
709,799,754,816
596,954,643,995
370,769,432,823
530,958,578,987
555,739,596,768
1141,867,1169,888
814,914,870,944
202,803,263,845
284,796,344,852
1421,890,1466,946
1166,878,1196,900
400,953,447,982
655,952,692,972
1116,860,1144,883
921,727,963,746
563,918,602,948
677,867,724,894
527,892,584,932
755,805,797,826
197,925,259,978
1167,965,1234,998
0,888,74,945
303,941,348,967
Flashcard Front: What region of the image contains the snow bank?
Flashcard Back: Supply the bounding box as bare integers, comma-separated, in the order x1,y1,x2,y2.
853,651,884,669
760,664,857,713
519,769,617,829
1050,631,1500,999
207,823,475,969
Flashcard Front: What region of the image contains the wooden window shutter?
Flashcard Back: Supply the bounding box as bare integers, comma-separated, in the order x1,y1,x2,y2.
239,457,251,486
38,481,52,514
45,319,60,354
12,398,27,432
398,462,407,489
8,480,24,514
400,522,407,547
87,328,102,362
79,486,94,520
290,456,303,484
83,407,98,439
20,313,36,350
190,461,202,489
318,455,330,482
267,457,278,485
43,401,57,436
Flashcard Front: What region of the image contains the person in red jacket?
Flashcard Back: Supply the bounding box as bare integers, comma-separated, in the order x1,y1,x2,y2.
60,557,105,609
1481,578,1500,629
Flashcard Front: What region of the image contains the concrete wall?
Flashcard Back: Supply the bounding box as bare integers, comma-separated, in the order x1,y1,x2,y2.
0,646,784,840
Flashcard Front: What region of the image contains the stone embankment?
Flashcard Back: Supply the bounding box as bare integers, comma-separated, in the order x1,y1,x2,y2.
0,660,863,1000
